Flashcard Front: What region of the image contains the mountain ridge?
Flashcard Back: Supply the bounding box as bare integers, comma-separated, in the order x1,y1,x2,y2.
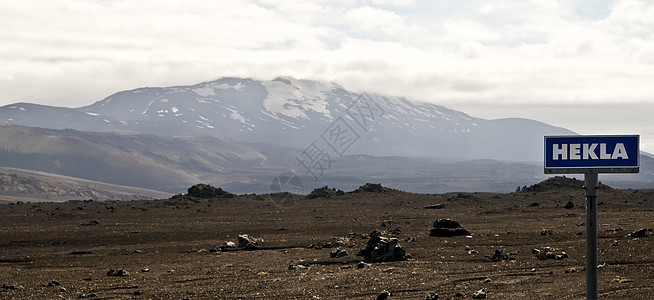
2,76,574,161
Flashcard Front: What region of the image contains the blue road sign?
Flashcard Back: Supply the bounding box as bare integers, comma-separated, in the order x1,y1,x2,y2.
544,135,639,174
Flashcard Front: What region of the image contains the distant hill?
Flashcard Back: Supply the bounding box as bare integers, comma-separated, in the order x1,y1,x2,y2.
0,167,171,203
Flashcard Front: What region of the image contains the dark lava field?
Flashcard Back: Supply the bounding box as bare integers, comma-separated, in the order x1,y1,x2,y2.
1,177,654,299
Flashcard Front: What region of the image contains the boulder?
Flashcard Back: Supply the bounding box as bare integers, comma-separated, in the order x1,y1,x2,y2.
237,234,262,251
357,230,410,262
187,184,235,199
429,219,471,237
629,228,651,238
489,249,510,262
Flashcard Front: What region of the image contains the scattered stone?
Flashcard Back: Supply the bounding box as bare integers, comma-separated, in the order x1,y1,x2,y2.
187,184,235,199
424,291,439,300
377,290,393,300
81,220,100,226
424,204,445,209
106,269,129,277
468,250,479,255
564,201,575,209
237,234,262,250
60,287,67,292
472,288,487,299
141,268,150,273
357,230,410,262
429,219,471,237
611,240,619,246
357,261,371,269
330,247,348,258
528,202,540,207
540,229,553,236
532,247,568,260
629,228,651,238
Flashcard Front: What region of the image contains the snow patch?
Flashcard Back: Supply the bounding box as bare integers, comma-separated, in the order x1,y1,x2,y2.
171,107,179,113
213,82,245,91
261,79,332,119
225,107,247,124
193,87,215,97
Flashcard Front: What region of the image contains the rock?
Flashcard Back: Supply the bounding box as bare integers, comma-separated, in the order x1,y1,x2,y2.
564,201,575,209
357,261,371,269
472,289,487,299
213,241,237,252
424,291,439,300
47,280,60,286
540,229,553,236
433,219,462,228
330,247,348,258
357,230,410,262
629,228,651,238
78,293,98,298
352,183,387,193
306,186,344,199
237,234,262,250
377,290,393,299
1,284,22,290
489,249,510,262
430,219,471,237
424,204,445,209
106,269,129,277
187,184,235,199
81,220,100,226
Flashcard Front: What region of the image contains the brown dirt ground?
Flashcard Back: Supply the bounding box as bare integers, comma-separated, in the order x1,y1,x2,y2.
1,177,654,299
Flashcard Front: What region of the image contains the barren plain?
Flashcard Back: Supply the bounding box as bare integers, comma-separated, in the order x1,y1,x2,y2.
1,177,654,299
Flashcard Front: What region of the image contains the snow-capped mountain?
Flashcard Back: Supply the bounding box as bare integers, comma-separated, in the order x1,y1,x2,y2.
1,77,572,161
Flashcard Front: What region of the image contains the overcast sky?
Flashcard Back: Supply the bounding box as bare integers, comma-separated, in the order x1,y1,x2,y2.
1,0,653,153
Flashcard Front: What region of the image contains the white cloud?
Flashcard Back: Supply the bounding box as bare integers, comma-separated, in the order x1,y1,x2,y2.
0,0,653,112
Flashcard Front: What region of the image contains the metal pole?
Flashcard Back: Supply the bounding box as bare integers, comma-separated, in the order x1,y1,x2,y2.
584,172,599,300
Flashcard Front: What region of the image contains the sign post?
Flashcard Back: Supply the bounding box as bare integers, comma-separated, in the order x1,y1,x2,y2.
544,135,639,300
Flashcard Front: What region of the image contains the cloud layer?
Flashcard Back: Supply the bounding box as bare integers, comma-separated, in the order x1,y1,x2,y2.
1,0,652,107
1,0,653,153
